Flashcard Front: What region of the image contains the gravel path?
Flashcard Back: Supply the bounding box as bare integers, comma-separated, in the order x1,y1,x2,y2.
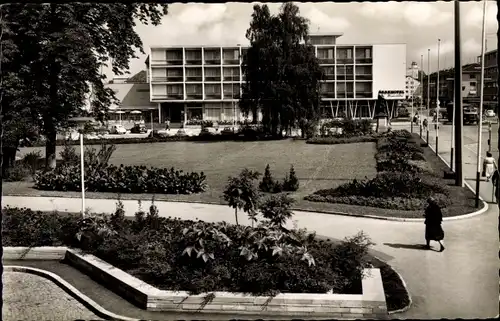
2,271,103,321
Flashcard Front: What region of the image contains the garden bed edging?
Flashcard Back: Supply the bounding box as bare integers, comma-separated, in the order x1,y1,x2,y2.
3,247,388,319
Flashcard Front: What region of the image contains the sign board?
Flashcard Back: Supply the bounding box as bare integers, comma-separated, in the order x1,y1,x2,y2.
378,90,405,100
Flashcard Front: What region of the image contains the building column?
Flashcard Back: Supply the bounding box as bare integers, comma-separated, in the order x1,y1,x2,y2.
183,103,187,124
158,103,162,123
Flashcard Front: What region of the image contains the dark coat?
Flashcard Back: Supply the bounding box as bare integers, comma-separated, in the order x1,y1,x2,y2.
424,203,444,241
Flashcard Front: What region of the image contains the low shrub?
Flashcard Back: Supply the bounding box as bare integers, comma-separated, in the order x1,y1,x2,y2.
4,164,32,182
313,172,449,200
320,119,373,138
259,164,281,193
21,150,44,175
34,164,207,195
307,136,377,145
283,165,300,192
259,194,295,227
304,193,450,211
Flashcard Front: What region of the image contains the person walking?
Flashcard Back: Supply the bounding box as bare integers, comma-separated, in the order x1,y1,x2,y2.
165,117,170,131
423,118,428,132
482,151,497,182
491,169,499,203
424,197,445,252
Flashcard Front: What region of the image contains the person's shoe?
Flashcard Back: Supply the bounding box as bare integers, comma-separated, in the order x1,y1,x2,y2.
439,244,445,252
424,245,431,250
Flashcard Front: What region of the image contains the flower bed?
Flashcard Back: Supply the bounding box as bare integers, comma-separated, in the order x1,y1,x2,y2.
305,129,452,210
34,164,207,194
3,206,370,296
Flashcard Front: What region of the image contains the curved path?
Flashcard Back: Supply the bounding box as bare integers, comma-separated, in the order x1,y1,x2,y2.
2,271,103,321
3,123,498,319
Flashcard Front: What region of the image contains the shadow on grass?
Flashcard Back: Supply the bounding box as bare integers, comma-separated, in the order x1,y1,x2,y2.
384,243,429,251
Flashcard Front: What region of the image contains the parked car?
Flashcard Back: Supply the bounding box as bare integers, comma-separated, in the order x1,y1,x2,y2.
109,124,127,135
130,123,147,134
485,109,496,117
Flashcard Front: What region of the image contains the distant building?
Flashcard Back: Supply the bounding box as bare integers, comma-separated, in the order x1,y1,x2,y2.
404,62,422,100
479,49,498,109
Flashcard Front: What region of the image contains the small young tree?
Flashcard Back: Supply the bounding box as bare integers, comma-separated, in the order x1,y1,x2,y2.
223,168,261,226
259,164,276,192
283,165,299,192
259,194,295,228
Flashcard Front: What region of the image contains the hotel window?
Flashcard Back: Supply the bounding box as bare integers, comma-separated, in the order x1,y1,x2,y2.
205,84,221,94
364,48,371,58
167,69,182,77
224,49,239,60
186,84,201,94
205,68,220,78
205,107,221,121
470,74,476,79
166,51,182,60
167,85,182,94
204,50,220,60
470,82,477,87
186,68,201,77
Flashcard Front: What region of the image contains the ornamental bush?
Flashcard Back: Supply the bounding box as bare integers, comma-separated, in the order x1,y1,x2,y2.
34,164,207,194
283,165,300,192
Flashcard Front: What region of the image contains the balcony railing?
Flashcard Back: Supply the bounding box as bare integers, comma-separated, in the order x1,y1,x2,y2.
153,93,183,100
186,93,203,99
185,75,203,81
223,58,239,65
355,74,372,80
356,92,373,98
151,77,168,82
165,58,184,65
204,58,221,65
318,58,335,64
355,58,373,64
185,58,202,65
224,93,241,99
205,92,222,99
336,58,354,64
337,75,355,81
205,75,221,81
223,75,240,81
320,92,335,98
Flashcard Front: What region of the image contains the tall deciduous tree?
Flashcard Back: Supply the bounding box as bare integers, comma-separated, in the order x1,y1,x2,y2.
240,2,322,137
1,3,168,168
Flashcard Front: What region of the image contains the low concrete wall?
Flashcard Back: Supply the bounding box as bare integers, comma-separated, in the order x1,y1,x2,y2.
66,249,388,319
3,246,68,260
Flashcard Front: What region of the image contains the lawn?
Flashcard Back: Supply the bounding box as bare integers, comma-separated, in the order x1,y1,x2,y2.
9,139,379,209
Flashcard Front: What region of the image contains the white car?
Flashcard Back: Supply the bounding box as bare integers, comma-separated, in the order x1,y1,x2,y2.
109,124,127,135
485,110,496,117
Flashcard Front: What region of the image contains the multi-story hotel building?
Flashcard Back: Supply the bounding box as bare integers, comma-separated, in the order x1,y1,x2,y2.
143,33,405,124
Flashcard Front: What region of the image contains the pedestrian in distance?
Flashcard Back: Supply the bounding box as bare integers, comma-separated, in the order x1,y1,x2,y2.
424,197,445,252
482,151,497,182
491,169,499,203
423,118,428,131
165,117,170,131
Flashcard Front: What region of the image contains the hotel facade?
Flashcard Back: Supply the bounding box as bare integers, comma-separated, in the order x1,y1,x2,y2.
139,33,406,124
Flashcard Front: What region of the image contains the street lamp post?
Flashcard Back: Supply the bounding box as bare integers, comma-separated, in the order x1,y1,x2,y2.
454,0,464,187
447,78,456,172
436,39,441,155
420,54,424,138
69,117,94,217
427,49,431,144
475,0,487,208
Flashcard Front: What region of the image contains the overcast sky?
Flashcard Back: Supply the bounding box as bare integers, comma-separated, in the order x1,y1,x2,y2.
106,1,498,80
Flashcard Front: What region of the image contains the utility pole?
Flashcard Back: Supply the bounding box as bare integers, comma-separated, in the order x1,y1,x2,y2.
454,0,464,187
436,39,441,155
475,0,487,207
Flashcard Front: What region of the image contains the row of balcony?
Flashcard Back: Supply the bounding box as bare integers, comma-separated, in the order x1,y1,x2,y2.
151,57,373,67
150,75,373,83
151,58,240,66
317,58,373,64
152,91,374,100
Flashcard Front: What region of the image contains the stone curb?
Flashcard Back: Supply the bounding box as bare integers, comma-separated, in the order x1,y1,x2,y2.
370,255,412,315
4,265,142,321
3,193,485,223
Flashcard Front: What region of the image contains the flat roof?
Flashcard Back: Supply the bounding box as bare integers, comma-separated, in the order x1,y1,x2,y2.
310,32,344,37
150,42,407,49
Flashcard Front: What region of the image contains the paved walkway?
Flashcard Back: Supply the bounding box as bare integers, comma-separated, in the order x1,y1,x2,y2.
2,124,499,319
2,271,103,321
